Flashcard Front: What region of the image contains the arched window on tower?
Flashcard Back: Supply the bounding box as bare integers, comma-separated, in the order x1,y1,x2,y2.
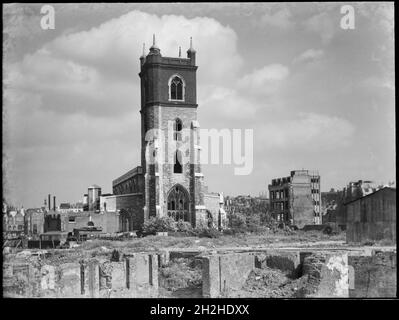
174,118,182,141
169,76,184,101
174,150,183,173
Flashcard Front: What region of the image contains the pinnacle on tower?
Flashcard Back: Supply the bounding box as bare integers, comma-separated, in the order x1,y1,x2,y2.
187,36,196,53
179,46,181,57
140,43,146,58
150,34,159,50
186,36,196,64
149,34,161,55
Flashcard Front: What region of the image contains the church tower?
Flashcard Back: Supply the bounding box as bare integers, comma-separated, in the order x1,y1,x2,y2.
139,36,206,227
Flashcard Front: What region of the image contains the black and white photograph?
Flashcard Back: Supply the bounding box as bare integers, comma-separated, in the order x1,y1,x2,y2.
2,2,396,304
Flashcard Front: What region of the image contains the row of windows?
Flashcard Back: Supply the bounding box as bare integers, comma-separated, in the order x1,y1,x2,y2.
168,211,188,221
311,189,320,194
7,225,23,230
270,190,289,200
167,185,189,222
311,178,320,183
275,213,287,222
272,202,289,211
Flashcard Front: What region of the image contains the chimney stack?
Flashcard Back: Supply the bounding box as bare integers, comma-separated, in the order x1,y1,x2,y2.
48,194,51,211
53,196,56,211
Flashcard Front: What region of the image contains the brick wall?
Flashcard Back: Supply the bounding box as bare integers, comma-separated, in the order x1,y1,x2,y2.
291,184,314,228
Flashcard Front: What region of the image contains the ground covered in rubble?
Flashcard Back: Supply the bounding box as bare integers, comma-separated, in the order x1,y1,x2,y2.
158,258,203,298
4,230,346,267
228,267,312,298
78,229,346,253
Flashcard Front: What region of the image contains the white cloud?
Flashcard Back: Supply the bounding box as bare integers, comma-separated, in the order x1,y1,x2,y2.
258,8,294,29
257,112,355,151
304,12,336,44
293,48,324,64
47,11,242,83
360,76,394,91
199,85,257,121
5,10,243,119
238,64,289,95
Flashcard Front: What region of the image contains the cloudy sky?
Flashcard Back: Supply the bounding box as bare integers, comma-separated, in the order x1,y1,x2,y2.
3,3,395,208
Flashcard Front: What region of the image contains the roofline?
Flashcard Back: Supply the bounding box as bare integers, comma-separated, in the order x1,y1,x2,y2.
344,187,396,206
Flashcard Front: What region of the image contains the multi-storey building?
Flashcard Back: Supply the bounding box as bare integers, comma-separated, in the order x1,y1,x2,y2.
268,170,321,228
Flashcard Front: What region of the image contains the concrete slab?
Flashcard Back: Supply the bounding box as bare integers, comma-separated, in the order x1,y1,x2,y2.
301,252,349,298
57,263,81,297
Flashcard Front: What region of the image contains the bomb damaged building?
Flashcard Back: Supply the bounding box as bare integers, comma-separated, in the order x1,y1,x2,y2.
268,170,321,228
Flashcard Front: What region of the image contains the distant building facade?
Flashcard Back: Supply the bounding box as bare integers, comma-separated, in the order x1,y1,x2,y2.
88,185,101,211
343,180,379,204
224,195,269,215
59,203,71,214
321,188,346,230
268,170,321,228
25,208,45,237
3,209,25,232
345,187,396,243
321,180,386,231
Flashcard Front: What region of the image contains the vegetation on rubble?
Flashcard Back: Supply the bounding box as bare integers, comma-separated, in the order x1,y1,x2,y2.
141,216,178,234
159,258,202,292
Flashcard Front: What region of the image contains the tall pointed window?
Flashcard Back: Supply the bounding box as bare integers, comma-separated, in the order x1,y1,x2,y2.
174,118,182,141
169,76,184,101
174,150,183,173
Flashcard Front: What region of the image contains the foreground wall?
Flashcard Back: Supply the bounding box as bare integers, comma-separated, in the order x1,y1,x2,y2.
348,250,396,297
202,253,255,298
3,248,396,298
201,249,396,298
3,253,158,298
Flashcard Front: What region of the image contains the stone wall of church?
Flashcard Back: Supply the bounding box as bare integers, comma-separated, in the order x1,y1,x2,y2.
149,105,204,226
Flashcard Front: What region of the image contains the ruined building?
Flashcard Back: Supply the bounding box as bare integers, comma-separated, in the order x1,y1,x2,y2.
345,187,396,243
343,180,379,204
321,188,346,230
268,170,321,228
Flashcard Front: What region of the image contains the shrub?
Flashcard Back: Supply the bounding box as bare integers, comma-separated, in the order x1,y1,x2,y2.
246,214,264,233
159,258,202,290
362,240,375,246
222,228,235,236
142,216,177,235
176,220,193,233
196,227,221,238
227,212,248,233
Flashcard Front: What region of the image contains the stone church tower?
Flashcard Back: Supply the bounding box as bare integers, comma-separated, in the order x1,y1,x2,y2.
139,36,207,227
